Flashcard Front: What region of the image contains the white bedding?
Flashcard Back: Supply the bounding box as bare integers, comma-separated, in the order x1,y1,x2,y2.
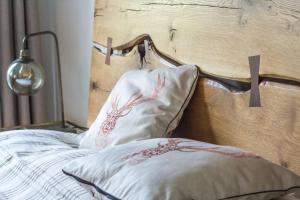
0,129,98,200
0,129,298,200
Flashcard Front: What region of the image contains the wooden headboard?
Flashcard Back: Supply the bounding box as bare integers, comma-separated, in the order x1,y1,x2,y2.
89,0,300,175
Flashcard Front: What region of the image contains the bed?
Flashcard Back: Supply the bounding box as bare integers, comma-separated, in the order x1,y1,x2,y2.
89,0,300,176
0,129,299,200
88,0,300,199
1,0,300,199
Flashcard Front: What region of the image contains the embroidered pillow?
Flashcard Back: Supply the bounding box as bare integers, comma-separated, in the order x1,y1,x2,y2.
64,138,300,200
80,65,199,149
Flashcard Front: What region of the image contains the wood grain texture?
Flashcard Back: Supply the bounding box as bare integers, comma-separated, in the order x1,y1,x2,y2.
174,79,300,175
90,0,300,175
93,0,300,81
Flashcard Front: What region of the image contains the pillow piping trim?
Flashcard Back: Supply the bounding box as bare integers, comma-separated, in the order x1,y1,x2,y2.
164,66,200,136
63,169,300,200
62,169,121,200
220,186,300,199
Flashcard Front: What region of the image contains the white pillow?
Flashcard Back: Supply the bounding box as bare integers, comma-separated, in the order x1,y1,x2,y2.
80,65,199,149
64,138,300,200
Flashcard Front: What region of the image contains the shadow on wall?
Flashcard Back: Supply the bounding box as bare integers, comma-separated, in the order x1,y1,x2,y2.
173,81,216,144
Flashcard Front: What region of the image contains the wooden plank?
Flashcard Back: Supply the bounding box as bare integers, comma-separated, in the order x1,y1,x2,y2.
93,0,300,81
175,79,300,175
89,0,300,175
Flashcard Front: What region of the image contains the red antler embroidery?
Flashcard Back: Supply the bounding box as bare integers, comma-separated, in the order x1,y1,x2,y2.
122,139,260,164
100,74,166,136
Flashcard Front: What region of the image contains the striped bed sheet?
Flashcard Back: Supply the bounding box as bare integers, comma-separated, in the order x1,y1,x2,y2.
0,129,100,200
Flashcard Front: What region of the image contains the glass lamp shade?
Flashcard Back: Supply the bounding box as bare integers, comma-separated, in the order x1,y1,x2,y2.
7,59,45,95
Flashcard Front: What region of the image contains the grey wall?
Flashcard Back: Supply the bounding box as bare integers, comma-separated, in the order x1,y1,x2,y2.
38,0,94,126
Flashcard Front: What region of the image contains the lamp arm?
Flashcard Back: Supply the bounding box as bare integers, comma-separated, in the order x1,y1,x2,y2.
22,31,65,127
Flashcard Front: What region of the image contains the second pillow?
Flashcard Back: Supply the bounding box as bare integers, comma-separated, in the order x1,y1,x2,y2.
80,65,199,150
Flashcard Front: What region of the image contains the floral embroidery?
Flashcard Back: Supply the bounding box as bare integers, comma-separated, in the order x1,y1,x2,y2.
96,74,166,147
122,139,260,164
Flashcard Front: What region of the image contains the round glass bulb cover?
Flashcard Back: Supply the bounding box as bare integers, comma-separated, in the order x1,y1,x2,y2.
7,59,45,95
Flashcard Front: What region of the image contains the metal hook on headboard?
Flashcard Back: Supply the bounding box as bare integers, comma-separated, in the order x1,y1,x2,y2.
92,34,300,93
93,34,183,68
92,35,252,92
137,43,146,68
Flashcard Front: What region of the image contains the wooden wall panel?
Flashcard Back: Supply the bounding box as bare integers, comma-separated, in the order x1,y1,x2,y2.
90,0,300,175
93,0,300,81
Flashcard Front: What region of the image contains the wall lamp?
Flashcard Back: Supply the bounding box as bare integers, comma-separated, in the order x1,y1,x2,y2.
6,31,65,126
